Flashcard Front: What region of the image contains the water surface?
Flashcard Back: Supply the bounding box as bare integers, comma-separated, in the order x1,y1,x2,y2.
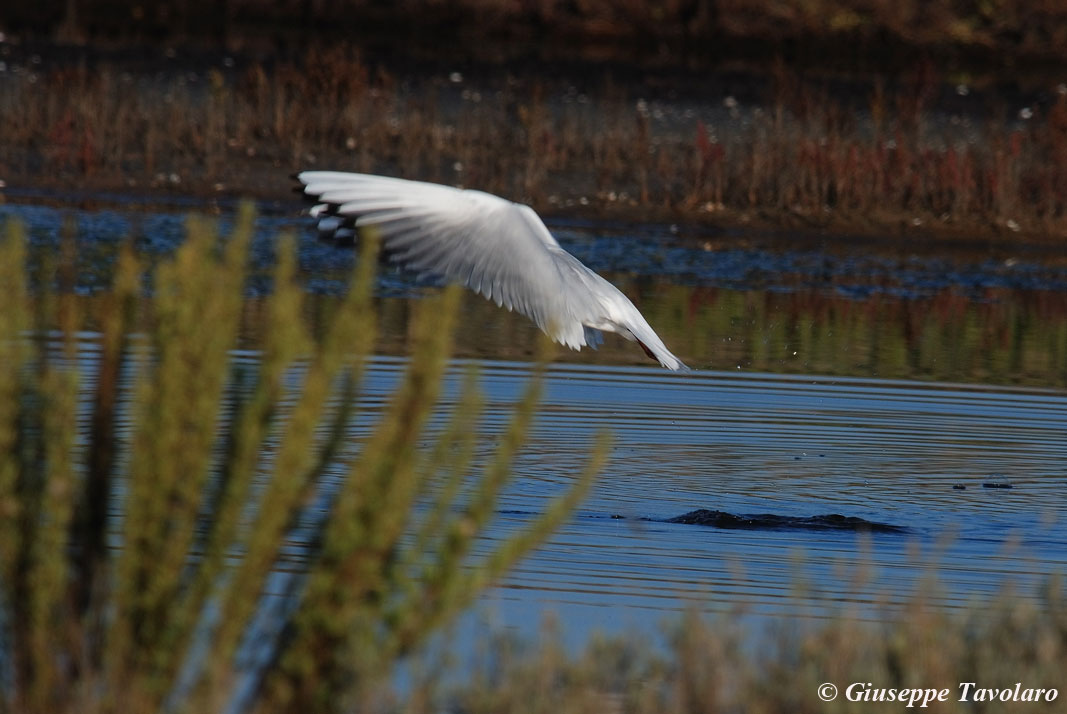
382,358,1066,642
2,198,1065,645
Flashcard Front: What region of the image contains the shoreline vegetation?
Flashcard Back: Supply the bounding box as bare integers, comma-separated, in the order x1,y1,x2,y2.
2,4,1067,245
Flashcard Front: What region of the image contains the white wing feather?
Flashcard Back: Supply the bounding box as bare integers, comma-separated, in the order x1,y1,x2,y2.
298,171,687,370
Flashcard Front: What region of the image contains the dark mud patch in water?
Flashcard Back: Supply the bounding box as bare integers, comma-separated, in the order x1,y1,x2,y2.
662,509,905,534
542,509,906,534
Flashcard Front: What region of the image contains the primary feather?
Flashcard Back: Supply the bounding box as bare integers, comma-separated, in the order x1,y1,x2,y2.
297,171,687,371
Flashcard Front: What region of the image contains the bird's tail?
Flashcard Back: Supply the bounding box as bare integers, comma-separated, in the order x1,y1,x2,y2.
636,337,688,371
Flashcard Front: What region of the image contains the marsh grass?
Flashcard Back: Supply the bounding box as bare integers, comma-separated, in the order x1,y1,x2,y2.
3,49,1067,238
432,578,1067,714
0,207,608,714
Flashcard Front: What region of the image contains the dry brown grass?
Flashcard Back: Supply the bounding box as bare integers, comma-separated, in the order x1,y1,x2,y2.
431,581,1067,714
2,46,1067,238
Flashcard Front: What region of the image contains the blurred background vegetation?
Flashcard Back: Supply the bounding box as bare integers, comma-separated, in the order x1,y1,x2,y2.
3,0,1067,70
4,1,1067,238
3,44,1067,239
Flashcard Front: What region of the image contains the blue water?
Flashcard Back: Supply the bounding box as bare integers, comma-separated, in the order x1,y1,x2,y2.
364,358,1066,640
6,197,1067,299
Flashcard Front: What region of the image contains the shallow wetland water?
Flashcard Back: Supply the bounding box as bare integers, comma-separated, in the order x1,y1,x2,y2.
2,197,1065,649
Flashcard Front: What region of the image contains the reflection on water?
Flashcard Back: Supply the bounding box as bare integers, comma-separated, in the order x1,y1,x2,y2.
4,200,1067,387
379,282,1067,388
3,199,1066,643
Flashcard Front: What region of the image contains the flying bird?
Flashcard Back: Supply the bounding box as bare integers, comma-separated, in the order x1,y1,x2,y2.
296,172,687,370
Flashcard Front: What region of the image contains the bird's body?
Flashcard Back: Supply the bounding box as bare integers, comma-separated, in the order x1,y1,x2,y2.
297,172,687,370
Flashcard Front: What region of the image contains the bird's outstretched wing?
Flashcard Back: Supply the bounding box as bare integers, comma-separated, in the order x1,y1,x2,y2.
297,172,687,370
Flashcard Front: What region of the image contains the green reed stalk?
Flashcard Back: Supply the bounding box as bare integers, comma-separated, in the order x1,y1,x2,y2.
260,320,611,714
199,229,381,704
0,221,30,586
258,283,463,711
76,245,139,622
408,366,485,565
109,207,253,701
169,228,309,657
25,310,80,714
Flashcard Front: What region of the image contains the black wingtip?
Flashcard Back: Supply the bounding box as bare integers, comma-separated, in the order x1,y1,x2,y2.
292,172,318,202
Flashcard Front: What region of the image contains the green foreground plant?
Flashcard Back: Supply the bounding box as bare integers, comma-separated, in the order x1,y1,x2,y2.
0,207,608,714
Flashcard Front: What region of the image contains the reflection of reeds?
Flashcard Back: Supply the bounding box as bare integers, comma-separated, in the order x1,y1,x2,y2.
640,283,1067,385
362,277,1067,385
3,52,1067,236
0,208,607,713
